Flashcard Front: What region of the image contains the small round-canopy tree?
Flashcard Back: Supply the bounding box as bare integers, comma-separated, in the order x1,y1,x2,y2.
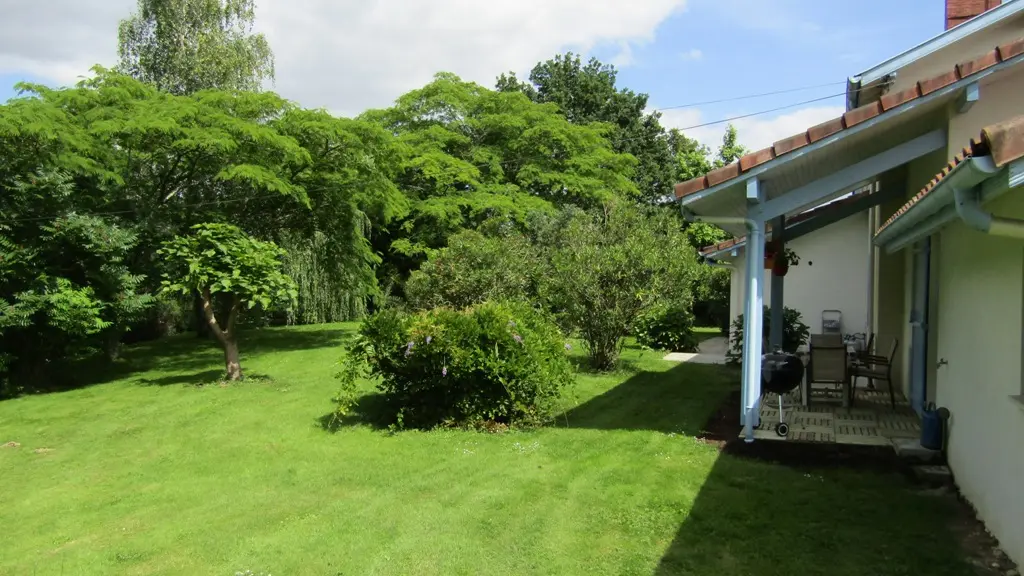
157,223,296,380
541,204,697,370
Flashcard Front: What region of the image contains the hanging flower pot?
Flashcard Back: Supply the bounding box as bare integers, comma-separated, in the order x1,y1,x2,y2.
771,248,800,277
772,257,790,277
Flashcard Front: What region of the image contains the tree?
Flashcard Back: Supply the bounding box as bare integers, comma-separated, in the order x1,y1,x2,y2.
20,71,401,326
541,204,697,370
498,53,676,204
404,228,539,311
269,108,408,322
667,125,744,330
714,124,747,168
117,0,274,95
157,223,296,380
0,87,156,393
364,72,638,285
668,128,712,182
0,169,154,393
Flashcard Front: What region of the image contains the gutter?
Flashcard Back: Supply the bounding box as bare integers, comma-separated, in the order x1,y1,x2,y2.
875,155,1024,252
874,156,1000,252
849,0,1024,109
954,158,1024,238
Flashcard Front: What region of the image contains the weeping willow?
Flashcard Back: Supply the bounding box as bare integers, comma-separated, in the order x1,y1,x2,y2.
279,231,371,325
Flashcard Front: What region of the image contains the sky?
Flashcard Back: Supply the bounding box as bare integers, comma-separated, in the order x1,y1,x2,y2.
0,0,946,152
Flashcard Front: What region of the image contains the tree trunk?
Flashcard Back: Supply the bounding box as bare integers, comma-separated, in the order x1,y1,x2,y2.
104,328,123,361
199,288,243,381
224,337,242,381
193,291,210,339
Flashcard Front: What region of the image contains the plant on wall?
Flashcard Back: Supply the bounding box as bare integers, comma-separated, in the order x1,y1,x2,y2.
766,245,800,277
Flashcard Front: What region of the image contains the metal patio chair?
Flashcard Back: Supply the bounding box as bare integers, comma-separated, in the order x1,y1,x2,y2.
850,336,899,409
805,333,849,407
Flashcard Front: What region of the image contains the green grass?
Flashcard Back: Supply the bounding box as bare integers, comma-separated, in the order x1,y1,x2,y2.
0,324,972,575
693,326,724,343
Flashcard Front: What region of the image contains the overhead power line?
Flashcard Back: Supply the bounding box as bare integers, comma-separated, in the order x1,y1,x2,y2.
672,91,846,131
654,81,847,112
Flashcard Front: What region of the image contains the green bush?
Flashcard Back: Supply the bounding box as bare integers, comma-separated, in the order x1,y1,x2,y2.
692,264,730,333
633,304,699,352
540,205,697,370
405,230,539,311
334,301,573,429
727,305,810,362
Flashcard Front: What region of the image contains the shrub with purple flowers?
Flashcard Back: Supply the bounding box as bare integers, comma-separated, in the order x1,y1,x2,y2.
332,301,573,429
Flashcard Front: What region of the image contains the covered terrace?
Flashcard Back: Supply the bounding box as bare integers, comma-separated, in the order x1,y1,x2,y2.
674,40,1022,443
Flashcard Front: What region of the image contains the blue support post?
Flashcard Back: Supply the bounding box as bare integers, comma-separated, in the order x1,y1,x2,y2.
742,179,765,442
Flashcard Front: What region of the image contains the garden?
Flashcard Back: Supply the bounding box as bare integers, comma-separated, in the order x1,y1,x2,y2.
0,324,981,575
0,1,996,574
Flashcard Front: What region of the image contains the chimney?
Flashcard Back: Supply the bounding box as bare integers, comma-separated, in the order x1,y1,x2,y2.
946,0,1002,29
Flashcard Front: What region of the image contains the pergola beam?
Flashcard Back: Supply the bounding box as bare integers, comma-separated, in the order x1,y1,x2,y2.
755,129,947,222
784,185,903,241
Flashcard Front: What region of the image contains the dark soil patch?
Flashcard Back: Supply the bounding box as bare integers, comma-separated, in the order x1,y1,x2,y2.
947,493,1020,576
700,388,1020,576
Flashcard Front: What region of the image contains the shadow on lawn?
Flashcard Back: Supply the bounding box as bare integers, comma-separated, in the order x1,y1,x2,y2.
12,325,355,395
643,382,975,575
317,392,392,432
650,446,972,576
558,361,737,435
135,370,274,387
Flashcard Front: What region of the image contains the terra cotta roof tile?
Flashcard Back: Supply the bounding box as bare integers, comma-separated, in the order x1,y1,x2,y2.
674,37,1024,200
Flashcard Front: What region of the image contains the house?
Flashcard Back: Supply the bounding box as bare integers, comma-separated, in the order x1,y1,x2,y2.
702,187,876,348
675,0,1024,565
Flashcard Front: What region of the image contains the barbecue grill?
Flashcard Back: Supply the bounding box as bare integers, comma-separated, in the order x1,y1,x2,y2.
761,349,805,437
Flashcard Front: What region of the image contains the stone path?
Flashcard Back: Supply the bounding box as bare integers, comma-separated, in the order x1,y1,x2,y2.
663,336,728,365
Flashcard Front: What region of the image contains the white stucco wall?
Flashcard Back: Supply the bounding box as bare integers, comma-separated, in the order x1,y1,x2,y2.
727,210,872,344
925,62,1024,566
934,190,1024,567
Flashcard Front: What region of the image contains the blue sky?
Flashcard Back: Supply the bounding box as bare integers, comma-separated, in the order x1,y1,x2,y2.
593,0,943,149
0,0,948,151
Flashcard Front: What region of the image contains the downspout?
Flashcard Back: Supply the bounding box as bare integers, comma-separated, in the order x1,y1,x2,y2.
954,157,1024,238
683,209,764,443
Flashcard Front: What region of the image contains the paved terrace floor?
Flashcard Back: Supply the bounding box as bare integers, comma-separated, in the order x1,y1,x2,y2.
751,384,921,446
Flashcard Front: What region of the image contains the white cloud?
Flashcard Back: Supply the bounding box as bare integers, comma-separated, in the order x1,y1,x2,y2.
659,104,846,153
0,0,688,115
679,48,703,61
609,42,636,68
0,0,135,84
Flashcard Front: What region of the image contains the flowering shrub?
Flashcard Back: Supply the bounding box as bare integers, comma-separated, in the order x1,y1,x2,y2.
333,301,574,429
633,304,699,353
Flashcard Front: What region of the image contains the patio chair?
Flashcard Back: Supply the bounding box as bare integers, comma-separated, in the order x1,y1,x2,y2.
854,333,875,366
850,337,899,409
805,333,849,406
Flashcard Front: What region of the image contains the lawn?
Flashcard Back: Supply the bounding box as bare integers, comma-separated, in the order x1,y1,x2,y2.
0,324,973,575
